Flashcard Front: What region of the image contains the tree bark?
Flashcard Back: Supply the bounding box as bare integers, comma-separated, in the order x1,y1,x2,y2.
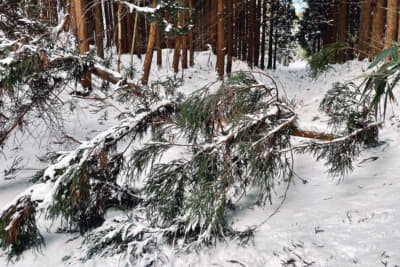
370,0,386,59
385,0,398,48
117,1,122,72
254,0,261,67
74,0,91,89
267,0,275,69
181,0,188,69
226,0,233,74
260,0,266,69
74,0,89,53
94,0,104,59
141,0,157,85
130,0,141,65
337,0,347,63
173,11,182,73
210,0,217,52
358,0,371,60
188,0,194,66
216,0,225,79
247,0,255,67
156,25,162,67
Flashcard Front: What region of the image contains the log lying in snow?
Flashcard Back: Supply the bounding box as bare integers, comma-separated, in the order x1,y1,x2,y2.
292,127,335,141
91,64,142,96
47,56,142,96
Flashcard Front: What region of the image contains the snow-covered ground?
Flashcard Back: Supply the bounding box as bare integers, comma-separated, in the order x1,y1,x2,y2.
1,52,399,266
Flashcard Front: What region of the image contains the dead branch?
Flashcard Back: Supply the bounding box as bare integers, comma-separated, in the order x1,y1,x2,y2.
291,127,335,141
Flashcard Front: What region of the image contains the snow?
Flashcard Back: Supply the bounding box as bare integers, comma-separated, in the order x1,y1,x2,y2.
1,50,400,266
119,1,160,14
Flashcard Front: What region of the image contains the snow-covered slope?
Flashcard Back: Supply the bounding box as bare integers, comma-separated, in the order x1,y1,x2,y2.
1,53,399,266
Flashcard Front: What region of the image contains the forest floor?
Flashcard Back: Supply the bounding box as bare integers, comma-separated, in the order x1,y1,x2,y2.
1,52,399,266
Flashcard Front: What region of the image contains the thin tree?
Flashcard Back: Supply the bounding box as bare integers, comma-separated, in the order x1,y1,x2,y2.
260,0,266,69
173,10,182,73
117,1,122,72
254,0,261,67
156,26,162,67
226,0,233,74
247,0,255,67
182,0,188,69
94,0,104,59
74,0,91,89
141,0,157,85
267,0,275,69
130,0,141,66
385,0,398,49
216,0,225,79
370,0,386,59
188,0,194,66
337,0,347,63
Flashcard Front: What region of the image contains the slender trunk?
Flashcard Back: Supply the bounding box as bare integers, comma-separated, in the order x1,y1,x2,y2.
189,0,194,66
370,0,386,59
337,0,347,63
127,11,133,50
273,22,277,70
94,0,104,59
130,0,141,65
173,11,182,73
227,0,233,74
75,0,89,54
247,0,255,67
63,0,71,32
358,0,371,60
347,2,354,59
141,0,157,85
182,0,188,69
210,0,217,52
239,0,245,60
385,0,398,49
117,1,122,72
260,0,266,69
267,0,275,69
216,0,225,79
156,25,162,66
74,0,91,90
254,0,261,67
233,0,239,58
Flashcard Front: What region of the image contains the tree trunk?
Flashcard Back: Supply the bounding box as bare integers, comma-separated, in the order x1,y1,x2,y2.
216,0,225,79
273,21,277,70
385,0,399,49
358,0,371,60
233,0,240,58
74,0,91,89
189,0,194,66
94,0,104,59
141,0,157,85
130,0,141,65
173,11,182,73
117,1,122,72
337,0,347,63
210,0,217,52
181,0,188,69
254,0,261,67
370,0,386,59
260,0,266,69
226,0,233,74
74,0,89,53
156,26,162,67
247,0,255,67
70,0,77,36
267,0,275,69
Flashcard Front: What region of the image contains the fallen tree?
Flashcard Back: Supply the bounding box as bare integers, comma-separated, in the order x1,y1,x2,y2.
0,71,382,263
